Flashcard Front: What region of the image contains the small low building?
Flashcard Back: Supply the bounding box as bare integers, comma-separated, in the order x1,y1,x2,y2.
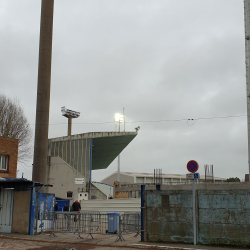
0,177,51,235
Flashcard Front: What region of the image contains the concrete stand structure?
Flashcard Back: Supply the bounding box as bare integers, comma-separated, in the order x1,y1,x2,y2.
33,0,54,184
46,132,137,202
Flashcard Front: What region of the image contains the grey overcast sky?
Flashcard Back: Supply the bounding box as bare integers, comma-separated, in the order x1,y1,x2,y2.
0,0,247,181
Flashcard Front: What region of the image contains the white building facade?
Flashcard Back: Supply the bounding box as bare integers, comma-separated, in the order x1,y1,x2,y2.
101,171,225,186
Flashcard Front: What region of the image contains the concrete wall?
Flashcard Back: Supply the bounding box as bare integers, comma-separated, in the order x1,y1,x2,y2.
0,137,18,178
116,182,250,193
144,186,250,247
145,190,193,243
101,172,134,186
47,156,86,203
12,190,30,234
89,182,107,200
198,190,250,246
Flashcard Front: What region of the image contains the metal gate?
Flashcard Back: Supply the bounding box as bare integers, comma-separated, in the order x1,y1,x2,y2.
0,188,14,233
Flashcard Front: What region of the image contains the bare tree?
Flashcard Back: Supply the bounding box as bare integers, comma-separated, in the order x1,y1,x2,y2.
0,94,32,161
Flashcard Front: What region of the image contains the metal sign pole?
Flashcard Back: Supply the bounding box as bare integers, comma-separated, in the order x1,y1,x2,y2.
187,160,199,245
193,179,196,245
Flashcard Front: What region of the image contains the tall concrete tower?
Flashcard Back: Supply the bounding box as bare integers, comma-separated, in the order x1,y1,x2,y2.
32,0,54,184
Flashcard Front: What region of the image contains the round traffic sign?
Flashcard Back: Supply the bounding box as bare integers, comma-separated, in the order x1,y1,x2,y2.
187,160,199,173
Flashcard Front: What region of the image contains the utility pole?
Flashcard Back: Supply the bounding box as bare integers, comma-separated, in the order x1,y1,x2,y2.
244,0,250,179
33,0,54,184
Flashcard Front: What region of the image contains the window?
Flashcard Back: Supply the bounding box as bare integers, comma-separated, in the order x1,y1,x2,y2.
0,155,8,170
164,178,171,184
136,177,144,183
66,191,73,198
146,177,153,183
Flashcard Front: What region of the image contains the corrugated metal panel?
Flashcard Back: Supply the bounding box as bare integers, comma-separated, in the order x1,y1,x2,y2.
66,140,70,165
0,189,14,233
48,138,90,180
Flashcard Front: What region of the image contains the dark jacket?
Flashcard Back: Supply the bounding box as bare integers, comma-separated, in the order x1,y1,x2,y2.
63,205,69,212
54,203,59,211
72,201,81,211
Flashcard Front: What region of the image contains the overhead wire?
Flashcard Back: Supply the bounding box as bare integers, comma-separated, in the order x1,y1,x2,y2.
28,114,246,126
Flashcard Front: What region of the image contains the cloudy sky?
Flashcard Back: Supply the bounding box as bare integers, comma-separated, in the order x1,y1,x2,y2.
1,0,247,181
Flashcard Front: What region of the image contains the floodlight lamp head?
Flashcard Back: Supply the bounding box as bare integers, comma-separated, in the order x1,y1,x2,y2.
115,113,124,122
135,126,140,132
61,106,80,119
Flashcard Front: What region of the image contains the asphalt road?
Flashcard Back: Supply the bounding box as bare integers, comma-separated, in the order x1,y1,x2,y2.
0,234,247,250
0,238,155,250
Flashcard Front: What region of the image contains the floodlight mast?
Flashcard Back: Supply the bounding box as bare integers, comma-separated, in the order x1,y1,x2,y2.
61,106,80,136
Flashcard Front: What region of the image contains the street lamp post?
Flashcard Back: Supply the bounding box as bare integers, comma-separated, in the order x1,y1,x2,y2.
115,113,124,182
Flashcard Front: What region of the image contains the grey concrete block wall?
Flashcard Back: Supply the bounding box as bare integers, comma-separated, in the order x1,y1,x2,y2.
144,189,250,247
198,190,250,246
145,190,194,243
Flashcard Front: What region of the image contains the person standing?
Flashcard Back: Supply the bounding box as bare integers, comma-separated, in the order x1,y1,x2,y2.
72,199,81,211
63,203,69,218
54,202,59,220
72,199,81,222
63,203,69,212
63,203,69,228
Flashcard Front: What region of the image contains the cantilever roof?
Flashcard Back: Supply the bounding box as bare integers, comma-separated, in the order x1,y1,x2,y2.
48,132,137,171
91,132,137,170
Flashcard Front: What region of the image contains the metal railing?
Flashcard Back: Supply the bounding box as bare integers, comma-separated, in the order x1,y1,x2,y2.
36,211,140,241
121,212,140,237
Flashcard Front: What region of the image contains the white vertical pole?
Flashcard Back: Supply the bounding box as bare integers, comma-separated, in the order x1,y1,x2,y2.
118,155,120,182
123,107,125,132
193,179,196,245
244,0,250,177
117,121,121,182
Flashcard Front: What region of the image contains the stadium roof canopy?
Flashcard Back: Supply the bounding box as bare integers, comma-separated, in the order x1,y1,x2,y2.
48,132,137,171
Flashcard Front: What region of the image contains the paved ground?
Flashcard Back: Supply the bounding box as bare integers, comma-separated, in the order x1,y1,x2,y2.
0,233,247,250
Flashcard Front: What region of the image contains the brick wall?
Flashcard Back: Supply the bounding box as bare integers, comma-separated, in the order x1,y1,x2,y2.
0,136,18,178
